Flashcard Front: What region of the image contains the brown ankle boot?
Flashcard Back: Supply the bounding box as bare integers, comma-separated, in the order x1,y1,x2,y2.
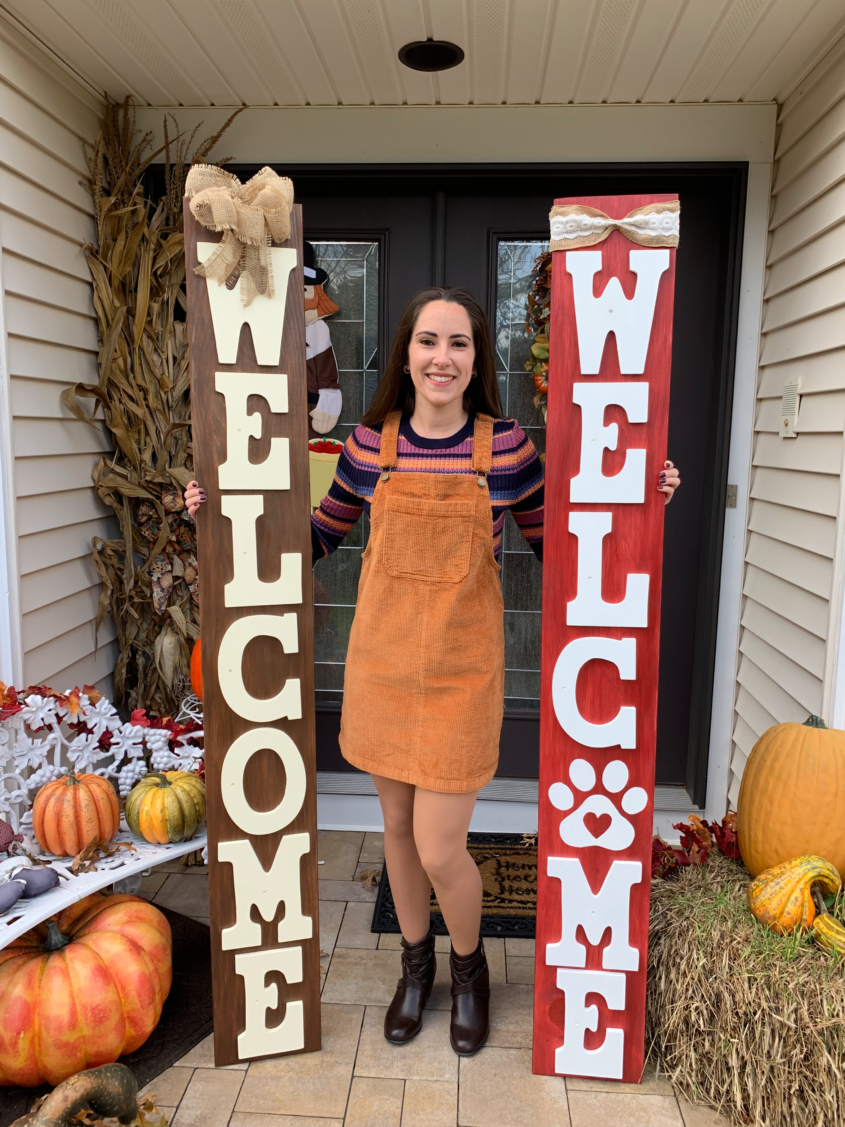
449,940,490,1055
384,926,437,1043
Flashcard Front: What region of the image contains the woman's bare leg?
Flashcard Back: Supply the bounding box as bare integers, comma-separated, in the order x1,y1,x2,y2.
413,789,481,956
372,774,432,943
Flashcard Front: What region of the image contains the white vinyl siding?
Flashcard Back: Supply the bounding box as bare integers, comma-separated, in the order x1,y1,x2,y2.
729,40,845,807
0,17,114,694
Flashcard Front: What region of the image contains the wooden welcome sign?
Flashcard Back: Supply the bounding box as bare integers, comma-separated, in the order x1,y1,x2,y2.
533,194,678,1081
184,202,321,1066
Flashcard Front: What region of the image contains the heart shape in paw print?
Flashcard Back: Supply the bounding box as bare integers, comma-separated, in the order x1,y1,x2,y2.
583,811,613,840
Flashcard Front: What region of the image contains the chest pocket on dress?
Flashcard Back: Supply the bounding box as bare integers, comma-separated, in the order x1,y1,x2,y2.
383,497,475,582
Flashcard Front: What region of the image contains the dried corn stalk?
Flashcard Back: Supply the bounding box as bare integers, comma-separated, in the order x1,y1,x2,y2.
65,99,240,715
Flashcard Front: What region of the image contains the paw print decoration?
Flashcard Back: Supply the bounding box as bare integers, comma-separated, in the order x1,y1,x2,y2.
548,759,648,851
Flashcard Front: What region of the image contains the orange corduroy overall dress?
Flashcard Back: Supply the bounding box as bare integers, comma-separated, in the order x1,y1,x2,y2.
339,411,505,793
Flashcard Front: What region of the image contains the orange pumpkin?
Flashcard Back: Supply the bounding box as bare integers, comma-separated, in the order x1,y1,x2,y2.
32,772,119,856
737,715,845,878
747,855,841,934
0,893,172,1086
190,637,202,700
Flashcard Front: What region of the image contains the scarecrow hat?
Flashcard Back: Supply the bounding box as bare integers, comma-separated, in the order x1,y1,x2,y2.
303,240,329,286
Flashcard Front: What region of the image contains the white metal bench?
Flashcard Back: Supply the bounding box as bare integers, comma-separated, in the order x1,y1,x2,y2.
0,822,208,947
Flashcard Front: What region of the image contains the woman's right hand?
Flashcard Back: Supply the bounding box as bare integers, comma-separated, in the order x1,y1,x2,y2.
185,481,206,518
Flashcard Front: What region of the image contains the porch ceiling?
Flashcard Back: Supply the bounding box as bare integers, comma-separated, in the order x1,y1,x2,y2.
2,0,843,110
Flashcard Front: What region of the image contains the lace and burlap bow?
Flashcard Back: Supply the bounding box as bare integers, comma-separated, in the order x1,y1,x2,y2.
185,165,294,307
549,200,680,251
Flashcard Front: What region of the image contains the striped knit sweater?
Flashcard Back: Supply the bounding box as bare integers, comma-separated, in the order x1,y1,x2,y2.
311,415,544,564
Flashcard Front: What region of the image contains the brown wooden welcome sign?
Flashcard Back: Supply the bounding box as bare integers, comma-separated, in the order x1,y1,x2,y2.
184,202,321,1066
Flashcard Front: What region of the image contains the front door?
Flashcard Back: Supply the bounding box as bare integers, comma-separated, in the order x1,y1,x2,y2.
288,164,745,805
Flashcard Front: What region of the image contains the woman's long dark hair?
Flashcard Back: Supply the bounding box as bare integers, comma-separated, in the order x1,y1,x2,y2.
361,287,503,426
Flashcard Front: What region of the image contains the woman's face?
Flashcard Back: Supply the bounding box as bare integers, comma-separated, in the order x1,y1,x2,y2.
406,300,476,412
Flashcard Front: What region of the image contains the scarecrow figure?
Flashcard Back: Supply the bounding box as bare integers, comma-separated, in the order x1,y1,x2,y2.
304,241,342,438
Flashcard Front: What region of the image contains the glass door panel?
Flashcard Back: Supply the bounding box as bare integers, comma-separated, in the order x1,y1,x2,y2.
494,238,549,714
311,240,379,710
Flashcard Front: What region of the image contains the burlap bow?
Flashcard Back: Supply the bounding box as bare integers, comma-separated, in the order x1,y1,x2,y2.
549,200,680,251
185,165,294,307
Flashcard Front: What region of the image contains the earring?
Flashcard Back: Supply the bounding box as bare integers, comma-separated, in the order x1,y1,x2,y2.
471,371,478,378
404,365,410,373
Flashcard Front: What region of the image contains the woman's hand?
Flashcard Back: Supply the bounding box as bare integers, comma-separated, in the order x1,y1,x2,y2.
659,461,681,504
185,481,206,518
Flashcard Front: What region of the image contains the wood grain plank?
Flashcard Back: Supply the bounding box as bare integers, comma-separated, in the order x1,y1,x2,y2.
184,202,321,1066
533,194,676,1083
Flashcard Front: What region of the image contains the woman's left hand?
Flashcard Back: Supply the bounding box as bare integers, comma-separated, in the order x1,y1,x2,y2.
659,460,681,504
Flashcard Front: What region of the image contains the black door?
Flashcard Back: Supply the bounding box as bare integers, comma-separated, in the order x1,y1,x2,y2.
275,164,745,805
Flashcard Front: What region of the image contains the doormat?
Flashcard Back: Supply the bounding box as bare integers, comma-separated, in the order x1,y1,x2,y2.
0,907,213,1126
372,832,537,939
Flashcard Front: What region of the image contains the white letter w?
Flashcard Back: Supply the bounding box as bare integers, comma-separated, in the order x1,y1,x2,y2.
566,249,669,374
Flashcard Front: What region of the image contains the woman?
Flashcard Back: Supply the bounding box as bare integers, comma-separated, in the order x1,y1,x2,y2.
186,286,680,1055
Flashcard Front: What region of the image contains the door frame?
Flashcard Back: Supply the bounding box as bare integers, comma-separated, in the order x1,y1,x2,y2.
231,160,749,807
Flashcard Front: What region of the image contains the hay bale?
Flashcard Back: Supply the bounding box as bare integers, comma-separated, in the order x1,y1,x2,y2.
647,853,845,1126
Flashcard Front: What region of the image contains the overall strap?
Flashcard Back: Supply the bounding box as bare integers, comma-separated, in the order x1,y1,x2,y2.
379,411,402,473
471,414,495,479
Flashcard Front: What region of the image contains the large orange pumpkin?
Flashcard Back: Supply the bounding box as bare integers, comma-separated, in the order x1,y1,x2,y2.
737,715,845,878
0,893,172,1086
190,637,202,700
32,772,119,856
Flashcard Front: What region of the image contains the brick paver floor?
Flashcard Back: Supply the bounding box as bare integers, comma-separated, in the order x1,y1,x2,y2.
140,831,730,1127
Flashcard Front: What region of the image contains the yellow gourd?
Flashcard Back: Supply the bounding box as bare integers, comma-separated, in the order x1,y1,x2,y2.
747,855,841,934
124,771,206,844
812,912,845,956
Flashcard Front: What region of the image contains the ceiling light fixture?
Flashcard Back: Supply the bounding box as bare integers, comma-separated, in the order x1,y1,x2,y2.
398,39,464,73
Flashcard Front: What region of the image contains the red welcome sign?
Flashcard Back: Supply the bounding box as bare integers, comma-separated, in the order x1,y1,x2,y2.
533,194,678,1082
